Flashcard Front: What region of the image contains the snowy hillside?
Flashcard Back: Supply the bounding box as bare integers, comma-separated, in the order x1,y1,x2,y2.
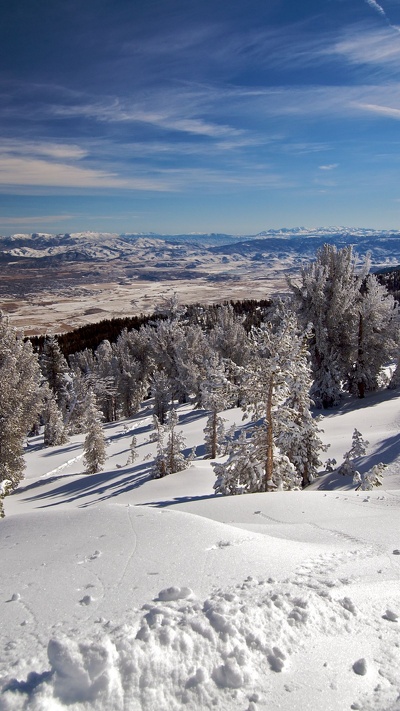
1,388,400,711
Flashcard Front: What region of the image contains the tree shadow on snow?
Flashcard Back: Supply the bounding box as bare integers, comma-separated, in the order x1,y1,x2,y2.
138,493,218,508
20,462,154,508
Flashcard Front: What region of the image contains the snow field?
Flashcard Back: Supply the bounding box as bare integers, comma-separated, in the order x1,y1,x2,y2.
1,388,400,710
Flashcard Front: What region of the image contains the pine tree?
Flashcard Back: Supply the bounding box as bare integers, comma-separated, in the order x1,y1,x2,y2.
337,429,369,476
214,306,318,494
127,435,138,465
290,244,368,407
42,385,68,447
83,389,107,475
201,355,232,459
40,336,70,415
350,275,398,397
151,370,172,424
243,307,319,489
354,463,386,490
151,409,192,478
92,340,118,422
0,313,41,516
213,429,301,495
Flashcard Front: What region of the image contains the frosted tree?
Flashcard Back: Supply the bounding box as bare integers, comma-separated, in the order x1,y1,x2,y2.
42,384,68,447
290,244,367,407
151,409,192,478
201,355,231,459
112,329,151,417
337,428,369,476
40,336,71,417
92,340,118,422
173,323,214,404
151,370,172,424
215,307,317,494
209,304,250,368
126,435,138,466
213,429,301,495
65,367,90,434
354,463,386,490
83,389,107,475
244,308,319,489
213,431,264,495
0,313,41,516
146,319,189,402
274,318,328,487
350,275,398,397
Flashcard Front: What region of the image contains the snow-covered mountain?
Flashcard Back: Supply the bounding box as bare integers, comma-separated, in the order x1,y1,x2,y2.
1,226,400,258
1,388,400,711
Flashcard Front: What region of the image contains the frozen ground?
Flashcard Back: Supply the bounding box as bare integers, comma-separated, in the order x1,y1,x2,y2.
1,388,400,710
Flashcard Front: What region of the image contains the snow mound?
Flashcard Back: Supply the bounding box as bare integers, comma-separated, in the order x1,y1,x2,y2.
2,577,364,710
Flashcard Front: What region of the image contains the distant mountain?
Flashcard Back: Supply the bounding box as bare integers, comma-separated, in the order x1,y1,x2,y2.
0,228,398,299
1,227,399,260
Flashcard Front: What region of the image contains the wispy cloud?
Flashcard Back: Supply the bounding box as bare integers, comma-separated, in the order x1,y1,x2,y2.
365,0,386,18
331,26,400,67
355,102,400,118
319,164,338,170
0,140,88,160
0,215,74,226
52,100,243,139
362,0,400,34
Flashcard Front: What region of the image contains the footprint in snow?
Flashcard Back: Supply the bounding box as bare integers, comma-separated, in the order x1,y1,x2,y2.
79,595,94,606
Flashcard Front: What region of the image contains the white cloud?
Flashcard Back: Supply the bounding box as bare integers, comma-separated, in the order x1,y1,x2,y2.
332,27,400,66
355,102,400,118
319,164,338,170
52,102,243,139
0,156,172,191
0,214,74,226
365,0,386,17
0,141,88,160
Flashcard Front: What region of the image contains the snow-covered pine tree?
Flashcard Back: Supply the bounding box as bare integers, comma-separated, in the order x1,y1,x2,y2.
350,274,398,397
42,384,68,447
201,355,231,459
127,435,138,466
0,313,41,516
273,316,328,487
290,244,368,407
213,428,301,495
354,463,386,490
213,431,264,495
209,303,250,369
337,428,369,476
151,409,192,478
112,330,150,418
244,307,318,490
40,336,71,415
83,389,107,475
151,370,172,424
92,340,118,422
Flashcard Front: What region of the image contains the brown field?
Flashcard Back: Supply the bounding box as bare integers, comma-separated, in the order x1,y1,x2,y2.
1,275,289,335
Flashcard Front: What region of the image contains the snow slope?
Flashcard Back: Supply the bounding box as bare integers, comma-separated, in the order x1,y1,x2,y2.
1,390,400,711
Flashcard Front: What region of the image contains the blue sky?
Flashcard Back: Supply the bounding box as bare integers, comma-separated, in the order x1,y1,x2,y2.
2,0,400,234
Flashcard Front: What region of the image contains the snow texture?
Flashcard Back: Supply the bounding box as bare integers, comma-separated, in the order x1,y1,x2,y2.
1,387,400,710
